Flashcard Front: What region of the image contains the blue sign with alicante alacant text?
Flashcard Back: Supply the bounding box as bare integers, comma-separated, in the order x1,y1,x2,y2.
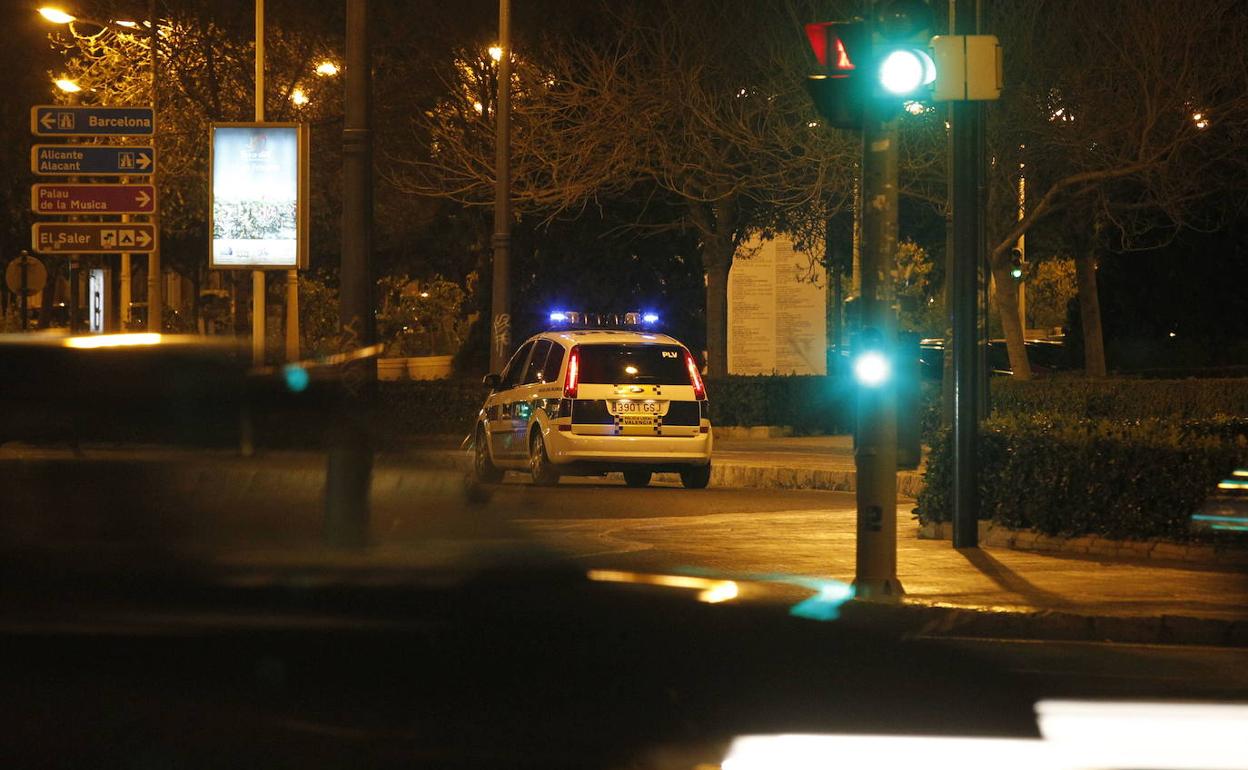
30,145,155,176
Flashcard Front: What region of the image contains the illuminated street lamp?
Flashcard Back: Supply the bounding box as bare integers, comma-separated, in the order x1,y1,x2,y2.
315,60,340,76
488,45,503,62
38,7,76,24
54,77,81,93
291,87,309,106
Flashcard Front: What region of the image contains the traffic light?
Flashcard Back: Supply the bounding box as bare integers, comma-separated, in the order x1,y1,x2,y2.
803,2,938,126
1009,247,1024,279
803,21,869,129
870,0,936,103
851,327,891,388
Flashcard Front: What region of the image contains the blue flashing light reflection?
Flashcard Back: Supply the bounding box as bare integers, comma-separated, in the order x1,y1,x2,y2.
667,566,854,622
789,582,855,621
283,364,310,393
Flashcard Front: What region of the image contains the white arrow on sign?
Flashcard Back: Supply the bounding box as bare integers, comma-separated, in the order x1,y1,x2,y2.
135,230,152,248
135,190,151,208
136,152,152,170
39,112,56,130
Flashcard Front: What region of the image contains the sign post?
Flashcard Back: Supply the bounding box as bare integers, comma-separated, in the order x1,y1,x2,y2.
29,103,157,334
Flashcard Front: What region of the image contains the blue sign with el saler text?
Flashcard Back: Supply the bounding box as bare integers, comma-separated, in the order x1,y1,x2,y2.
30,145,155,176
30,105,155,137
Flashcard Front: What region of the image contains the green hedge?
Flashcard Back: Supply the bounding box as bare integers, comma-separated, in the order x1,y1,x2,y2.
916,416,1248,541
991,378,1248,420
367,376,859,437
373,379,489,439
704,376,854,434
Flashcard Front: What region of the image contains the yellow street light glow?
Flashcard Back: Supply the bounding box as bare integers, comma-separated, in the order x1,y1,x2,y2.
114,20,138,28
315,60,339,76
472,100,484,114
64,333,162,349
488,45,503,62
586,570,740,605
38,7,77,24
54,78,81,93
291,88,309,106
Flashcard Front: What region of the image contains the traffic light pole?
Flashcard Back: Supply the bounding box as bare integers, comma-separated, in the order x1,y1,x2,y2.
950,0,981,548
853,103,905,599
326,0,375,549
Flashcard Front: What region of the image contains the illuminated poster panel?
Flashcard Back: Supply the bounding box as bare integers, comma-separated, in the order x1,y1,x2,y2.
210,123,308,269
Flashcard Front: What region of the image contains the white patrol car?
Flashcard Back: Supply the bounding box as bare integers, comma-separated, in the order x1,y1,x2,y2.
472,322,712,488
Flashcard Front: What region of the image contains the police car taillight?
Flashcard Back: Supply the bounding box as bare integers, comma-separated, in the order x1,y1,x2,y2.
564,345,581,398
685,351,706,400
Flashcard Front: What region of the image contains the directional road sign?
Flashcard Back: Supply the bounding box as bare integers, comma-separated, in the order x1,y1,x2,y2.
30,105,155,137
32,223,156,254
31,144,154,176
31,184,156,214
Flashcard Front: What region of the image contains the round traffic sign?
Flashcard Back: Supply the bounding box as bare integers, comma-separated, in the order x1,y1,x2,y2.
5,254,48,296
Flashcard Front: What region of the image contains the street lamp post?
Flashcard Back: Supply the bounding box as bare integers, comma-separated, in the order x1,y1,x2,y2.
146,0,161,334
489,0,512,373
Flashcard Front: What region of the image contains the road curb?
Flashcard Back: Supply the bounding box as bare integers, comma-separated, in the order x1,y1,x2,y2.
918,520,1248,568
839,601,1248,647
402,449,925,496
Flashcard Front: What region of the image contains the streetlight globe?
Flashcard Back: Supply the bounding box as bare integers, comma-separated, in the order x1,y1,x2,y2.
54,78,81,93
291,88,309,107
315,60,339,77
488,45,503,62
38,7,77,24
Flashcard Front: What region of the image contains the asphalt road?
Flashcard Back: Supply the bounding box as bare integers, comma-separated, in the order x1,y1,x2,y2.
6,451,1247,705
936,638,1248,700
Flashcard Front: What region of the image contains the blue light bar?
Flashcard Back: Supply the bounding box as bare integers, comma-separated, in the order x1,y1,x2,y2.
642,312,660,324
549,311,568,323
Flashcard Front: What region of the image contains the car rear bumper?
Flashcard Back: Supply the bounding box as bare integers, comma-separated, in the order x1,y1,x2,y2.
546,428,712,467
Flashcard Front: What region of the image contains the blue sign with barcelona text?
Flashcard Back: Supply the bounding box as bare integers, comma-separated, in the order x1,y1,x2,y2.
30,105,155,137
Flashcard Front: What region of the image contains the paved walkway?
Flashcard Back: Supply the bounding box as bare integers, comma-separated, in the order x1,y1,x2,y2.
6,442,1246,645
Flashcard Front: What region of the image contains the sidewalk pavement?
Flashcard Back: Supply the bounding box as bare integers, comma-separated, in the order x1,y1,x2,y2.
514,501,1248,646
394,433,1247,645
6,441,1246,647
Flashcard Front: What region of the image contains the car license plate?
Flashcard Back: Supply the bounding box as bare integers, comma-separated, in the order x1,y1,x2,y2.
612,400,662,416
620,415,653,426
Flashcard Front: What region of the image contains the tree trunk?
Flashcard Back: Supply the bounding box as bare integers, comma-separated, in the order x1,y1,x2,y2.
704,252,731,378
1075,252,1107,377
990,261,1032,380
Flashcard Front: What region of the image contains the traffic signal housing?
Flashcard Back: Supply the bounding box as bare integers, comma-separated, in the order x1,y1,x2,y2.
803,21,869,129
870,0,936,103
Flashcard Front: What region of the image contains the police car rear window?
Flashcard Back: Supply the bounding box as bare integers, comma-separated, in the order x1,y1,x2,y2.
578,344,688,385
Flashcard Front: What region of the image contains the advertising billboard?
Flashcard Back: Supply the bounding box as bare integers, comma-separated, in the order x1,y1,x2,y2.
210,123,308,269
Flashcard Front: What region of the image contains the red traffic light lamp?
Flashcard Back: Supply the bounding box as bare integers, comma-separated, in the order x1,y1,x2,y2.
803,21,869,129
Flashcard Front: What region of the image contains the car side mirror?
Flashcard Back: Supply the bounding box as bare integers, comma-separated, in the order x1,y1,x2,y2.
482,373,502,390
